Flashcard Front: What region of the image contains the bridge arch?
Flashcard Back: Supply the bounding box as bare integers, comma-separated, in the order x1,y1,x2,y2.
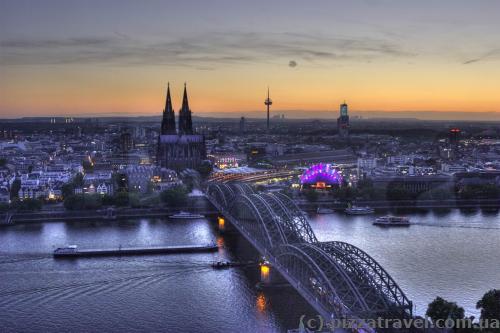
228,194,287,249
274,243,373,319
319,242,412,317
207,183,235,208
206,182,412,321
257,193,318,244
228,182,255,196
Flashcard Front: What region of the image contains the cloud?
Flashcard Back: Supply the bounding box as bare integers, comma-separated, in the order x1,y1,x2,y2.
463,48,500,65
0,31,414,67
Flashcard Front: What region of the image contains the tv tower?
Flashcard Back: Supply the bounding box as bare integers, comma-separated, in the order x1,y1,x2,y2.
264,87,272,131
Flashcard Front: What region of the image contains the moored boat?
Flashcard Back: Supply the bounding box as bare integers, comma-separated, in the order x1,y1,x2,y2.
373,215,410,227
316,207,335,214
169,211,205,219
345,206,374,215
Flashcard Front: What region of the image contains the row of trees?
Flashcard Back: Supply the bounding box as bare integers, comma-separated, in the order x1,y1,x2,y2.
301,179,500,203
0,198,43,212
63,184,190,210
63,192,141,210
426,289,500,332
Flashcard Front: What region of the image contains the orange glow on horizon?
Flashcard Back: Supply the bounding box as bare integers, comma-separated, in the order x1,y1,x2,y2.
2,62,500,118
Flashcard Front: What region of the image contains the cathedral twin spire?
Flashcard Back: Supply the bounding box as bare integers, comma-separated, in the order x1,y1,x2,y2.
160,83,193,135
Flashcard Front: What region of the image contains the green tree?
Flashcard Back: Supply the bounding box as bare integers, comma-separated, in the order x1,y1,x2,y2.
128,193,141,208
196,160,213,179
10,178,21,200
61,183,74,198
160,185,188,207
426,297,465,323
113,172,128,192
477,289,500,323
0,203,9,212
460,184,500,200
386,184,414,201
73,173,84,187
102,194,115,206
304,189,319,202
10,198,42,211
113,192,130,207
82,159,94,173
335,186,357,201
419,187,454,201
83,194,102,210
64,194,102,210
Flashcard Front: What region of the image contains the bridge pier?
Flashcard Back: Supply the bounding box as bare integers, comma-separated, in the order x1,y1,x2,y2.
259,259,288,287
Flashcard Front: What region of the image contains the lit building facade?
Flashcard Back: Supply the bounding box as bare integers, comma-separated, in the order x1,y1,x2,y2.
337,102,350,137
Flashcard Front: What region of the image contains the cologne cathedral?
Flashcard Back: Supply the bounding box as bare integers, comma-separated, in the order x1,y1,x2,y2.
156,84,206,171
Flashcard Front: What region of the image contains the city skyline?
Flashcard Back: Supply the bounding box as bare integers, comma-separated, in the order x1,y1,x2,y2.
2,0,500,119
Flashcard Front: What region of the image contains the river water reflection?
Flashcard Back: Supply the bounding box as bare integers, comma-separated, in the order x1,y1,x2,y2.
0,208,498,332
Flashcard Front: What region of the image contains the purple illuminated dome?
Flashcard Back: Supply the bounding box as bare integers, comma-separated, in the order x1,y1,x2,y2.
300,163,341,187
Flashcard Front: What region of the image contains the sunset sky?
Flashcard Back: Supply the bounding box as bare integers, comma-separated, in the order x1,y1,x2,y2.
1,0,500,119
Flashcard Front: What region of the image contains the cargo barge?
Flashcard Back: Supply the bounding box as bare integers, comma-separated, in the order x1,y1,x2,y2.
53,244,218,258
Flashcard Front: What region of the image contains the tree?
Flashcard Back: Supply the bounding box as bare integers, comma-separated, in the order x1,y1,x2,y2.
10,198,42,211
304,189,319,202
418,187,454,201
64,194,102,210
460,185,500,200
61,183,74,198
73,173,84,187
64,195,85,210
386,184,414,201
426,297,465,323
102,194,115,206
128,193,141,208
0,203,9,212
113,172,128,192
160,185,188,207
83,194,102,210
335,186,357,201
477,289,500,322
10,178,21,200
113,192,130,207
196,160,213,179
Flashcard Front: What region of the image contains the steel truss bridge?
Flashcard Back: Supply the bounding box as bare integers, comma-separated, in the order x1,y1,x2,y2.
207,182,412,327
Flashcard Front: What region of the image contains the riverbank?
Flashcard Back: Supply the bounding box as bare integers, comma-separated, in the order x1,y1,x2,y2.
3,196,498,225
0,206,218,225
297,198,500,212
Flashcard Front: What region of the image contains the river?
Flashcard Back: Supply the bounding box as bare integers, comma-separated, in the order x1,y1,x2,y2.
0,208,498,332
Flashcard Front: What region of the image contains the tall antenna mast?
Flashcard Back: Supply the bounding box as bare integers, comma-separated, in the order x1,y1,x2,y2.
264,87,273,132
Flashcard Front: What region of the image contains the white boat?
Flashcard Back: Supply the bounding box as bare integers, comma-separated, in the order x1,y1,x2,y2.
169,211,205,219
316,207,335,214
53,245,78,256
373,215,410,227
345,206,374,215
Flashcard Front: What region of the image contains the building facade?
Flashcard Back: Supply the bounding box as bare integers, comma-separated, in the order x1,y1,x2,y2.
156,84,206,171
337,102,350,137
